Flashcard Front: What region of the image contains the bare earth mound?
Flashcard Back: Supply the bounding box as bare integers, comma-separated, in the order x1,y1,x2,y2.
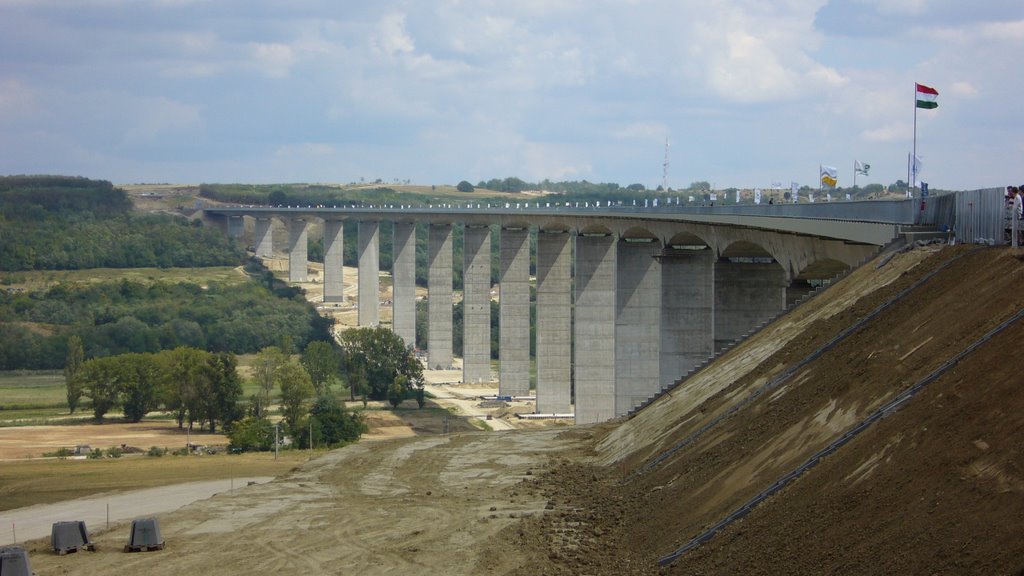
25,245,1024,575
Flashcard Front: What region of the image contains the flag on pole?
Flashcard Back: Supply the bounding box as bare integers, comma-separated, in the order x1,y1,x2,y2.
916,83,938,109
820,165,838,188
791,182,799,203
855,160,870,175
909,152,923,185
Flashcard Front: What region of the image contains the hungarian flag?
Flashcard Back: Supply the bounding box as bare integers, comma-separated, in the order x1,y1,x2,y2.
916,83,938,109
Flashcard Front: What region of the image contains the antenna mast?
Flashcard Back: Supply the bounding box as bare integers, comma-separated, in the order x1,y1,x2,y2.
661,138,670,190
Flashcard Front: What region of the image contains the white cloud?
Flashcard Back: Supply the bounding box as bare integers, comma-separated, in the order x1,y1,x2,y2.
612,122,668,141
274,142,336,157
374,12,415,56
950,81,977,98
249,43,295,78
121,96,204,146
862,122,911,142
0,78,37,120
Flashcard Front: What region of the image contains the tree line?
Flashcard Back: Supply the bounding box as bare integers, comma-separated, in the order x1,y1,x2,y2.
0,271,333,370
0,176,242,271
63,326,423,452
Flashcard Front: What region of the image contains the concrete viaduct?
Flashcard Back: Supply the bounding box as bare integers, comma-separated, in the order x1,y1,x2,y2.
205,200,913,424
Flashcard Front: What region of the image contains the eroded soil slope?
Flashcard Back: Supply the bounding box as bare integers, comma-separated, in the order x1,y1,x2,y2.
502,245,1024,575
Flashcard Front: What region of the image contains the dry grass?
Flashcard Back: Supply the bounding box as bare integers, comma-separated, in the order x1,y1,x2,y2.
1,266,248,291
0,450,311,511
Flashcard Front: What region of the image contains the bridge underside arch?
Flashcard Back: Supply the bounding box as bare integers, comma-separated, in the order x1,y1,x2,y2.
714,240,787,352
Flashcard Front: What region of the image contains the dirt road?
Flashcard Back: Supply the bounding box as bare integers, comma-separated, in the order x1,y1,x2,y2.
0,477,273,546
422,384,517,431
24,428,587,575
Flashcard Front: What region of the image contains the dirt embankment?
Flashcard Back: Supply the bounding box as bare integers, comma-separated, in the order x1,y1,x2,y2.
23,245,1024,575
500,245,1024,575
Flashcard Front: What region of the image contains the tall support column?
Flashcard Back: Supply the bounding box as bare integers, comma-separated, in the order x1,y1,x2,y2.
358,221,380,327
463,225,492,384
255,217,273,257
615,238,662,416
323,219,345,303
287,218,308,283
714,259,787,351
392,221,417,348
227,215,244,238
574,233,617,424
660,247,715,387
428,223,453,369
499,227,531,396
535,230,572,414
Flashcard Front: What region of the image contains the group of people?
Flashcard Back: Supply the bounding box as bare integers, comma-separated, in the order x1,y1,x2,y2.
1005,185,1024,243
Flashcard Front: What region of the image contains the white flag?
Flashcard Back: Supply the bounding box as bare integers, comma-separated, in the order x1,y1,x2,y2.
754,188,762,205
909,153,923,186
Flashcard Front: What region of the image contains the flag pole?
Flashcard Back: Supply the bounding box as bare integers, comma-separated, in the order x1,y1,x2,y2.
853,160,857,188
912,82,918,198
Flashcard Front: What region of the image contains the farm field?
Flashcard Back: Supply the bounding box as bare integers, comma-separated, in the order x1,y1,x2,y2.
0,449,308,512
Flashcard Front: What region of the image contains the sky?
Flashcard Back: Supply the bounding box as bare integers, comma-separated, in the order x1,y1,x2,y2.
1,0,1021,191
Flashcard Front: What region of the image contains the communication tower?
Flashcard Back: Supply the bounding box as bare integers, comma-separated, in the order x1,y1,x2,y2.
662,138,670,190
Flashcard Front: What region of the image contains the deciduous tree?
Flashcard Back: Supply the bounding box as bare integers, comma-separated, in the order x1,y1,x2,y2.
338,326,423,401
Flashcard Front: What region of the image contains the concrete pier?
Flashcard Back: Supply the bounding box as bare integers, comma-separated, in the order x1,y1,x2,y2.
499,227,531,397
428,223,454,369
714,259,788,351
615,238,662,415
227,215,244,238
358,221,380,326
255,217,273,257
574,233,617,424
463,225,492,384
535,230,572,414
287,218,308,283
659,247,715,387
392,221,417,348
323,220,345,303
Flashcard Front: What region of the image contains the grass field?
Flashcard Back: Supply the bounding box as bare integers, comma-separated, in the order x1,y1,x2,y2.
0,266,249,291
0,363,281,426
0,450,312,511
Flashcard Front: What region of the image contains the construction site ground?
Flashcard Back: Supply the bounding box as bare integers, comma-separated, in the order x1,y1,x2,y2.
17,243,1024,575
